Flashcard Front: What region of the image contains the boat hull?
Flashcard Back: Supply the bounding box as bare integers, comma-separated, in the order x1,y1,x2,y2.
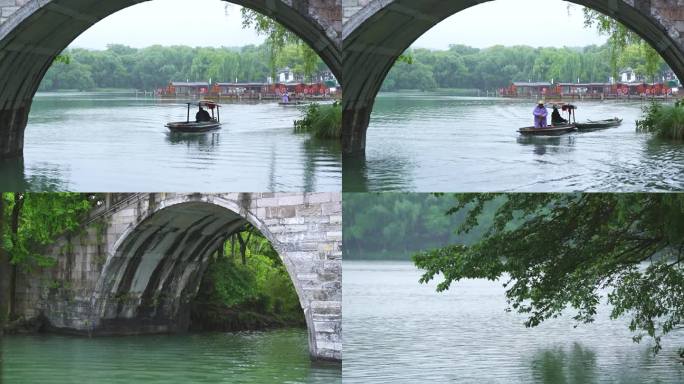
518,124,576,135
165,121,222,133
575,119,623,130
278,101,311,106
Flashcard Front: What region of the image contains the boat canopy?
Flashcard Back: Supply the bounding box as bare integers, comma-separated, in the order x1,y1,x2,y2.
180,100,221,123
552,103,577,124
553,103,577,111
184,100,220,109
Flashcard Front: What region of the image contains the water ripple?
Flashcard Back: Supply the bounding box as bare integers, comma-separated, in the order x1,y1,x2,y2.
4,93,341,192
1,330,341,383
351,94,684,192
343,261,684,383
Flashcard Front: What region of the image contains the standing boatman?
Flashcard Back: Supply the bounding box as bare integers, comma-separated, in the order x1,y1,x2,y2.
533,100,548,128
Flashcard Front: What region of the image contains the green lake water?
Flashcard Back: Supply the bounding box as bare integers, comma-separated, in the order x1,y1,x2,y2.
1,329,340,383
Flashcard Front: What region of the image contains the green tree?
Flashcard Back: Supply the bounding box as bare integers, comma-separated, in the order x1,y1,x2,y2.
39,43,328,91
0,193,95,321
343,193,497,260
241,8,306,81
192,227,304,330
414,194,684,353
0,196,9,332
583,8,665,81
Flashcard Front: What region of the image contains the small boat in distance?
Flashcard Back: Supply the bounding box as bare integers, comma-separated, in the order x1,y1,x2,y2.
278,100,310,107
165,101,221,133
576,118,623,130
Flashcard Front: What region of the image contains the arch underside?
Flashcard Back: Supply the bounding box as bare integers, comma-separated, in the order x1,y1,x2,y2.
90,202,249,334
341,0,684,152
0,0,341,158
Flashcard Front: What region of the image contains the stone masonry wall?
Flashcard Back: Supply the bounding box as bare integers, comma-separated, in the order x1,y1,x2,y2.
0,0,27,24
649,0,684,49
342,0,371,24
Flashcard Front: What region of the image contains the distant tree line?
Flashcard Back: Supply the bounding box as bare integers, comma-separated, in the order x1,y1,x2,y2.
343,193,500,260
383,43,669,92
39,43,327,91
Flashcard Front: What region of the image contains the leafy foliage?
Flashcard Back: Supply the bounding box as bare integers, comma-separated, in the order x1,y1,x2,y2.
382,43,653,91
636,100,684,140
293,102,342,140
0,193,97,323
53,55,71,65
241,8,321,82
1,193,95,271
413,194,684,353
583,8,664,82
192,230,304,330
384,35,669,92
40,43,327,91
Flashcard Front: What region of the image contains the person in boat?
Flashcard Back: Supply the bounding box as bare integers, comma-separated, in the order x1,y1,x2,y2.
196,105,212,122
551,105,568,126
282,91,290,104
533,101,548,128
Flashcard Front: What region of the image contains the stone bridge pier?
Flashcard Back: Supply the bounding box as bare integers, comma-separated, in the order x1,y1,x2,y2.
13,193,342,362
341,0,684,154
0,0,341,159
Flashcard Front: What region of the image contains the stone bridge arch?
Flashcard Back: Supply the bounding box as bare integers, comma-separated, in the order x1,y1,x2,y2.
0,0,342,159
341,0,684,153
15,193,342,361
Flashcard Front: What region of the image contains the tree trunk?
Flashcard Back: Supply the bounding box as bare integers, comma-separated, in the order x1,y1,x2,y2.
237,233,247,265
236,228,254,265
8,193,23,320
231,234,236,259
0,194,10,334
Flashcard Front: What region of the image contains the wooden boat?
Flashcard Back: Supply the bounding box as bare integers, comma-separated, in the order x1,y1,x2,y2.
165,121,221,132
519,102,578,135
166,101,222,133
518,124,577,135
575,118,623,130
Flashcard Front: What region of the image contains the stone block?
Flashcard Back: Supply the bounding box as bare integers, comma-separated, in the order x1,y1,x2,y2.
277,194,305,206
305,193,332,204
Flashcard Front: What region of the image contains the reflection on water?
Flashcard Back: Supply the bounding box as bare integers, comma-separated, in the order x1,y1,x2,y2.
1,330,341,383
344,93,684,192
343,261,684,383
0,158,70,191
2,92,340,192
516,135,577,157
165,131,222,150
301,138,342,193
530,344,597,384
343,152,416,192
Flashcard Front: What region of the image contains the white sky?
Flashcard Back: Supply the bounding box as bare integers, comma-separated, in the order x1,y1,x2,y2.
71,0,264,49
413,0,607,49
71,0,606,50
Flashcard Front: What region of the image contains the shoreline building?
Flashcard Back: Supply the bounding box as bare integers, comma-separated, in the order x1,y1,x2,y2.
500,81,678,99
